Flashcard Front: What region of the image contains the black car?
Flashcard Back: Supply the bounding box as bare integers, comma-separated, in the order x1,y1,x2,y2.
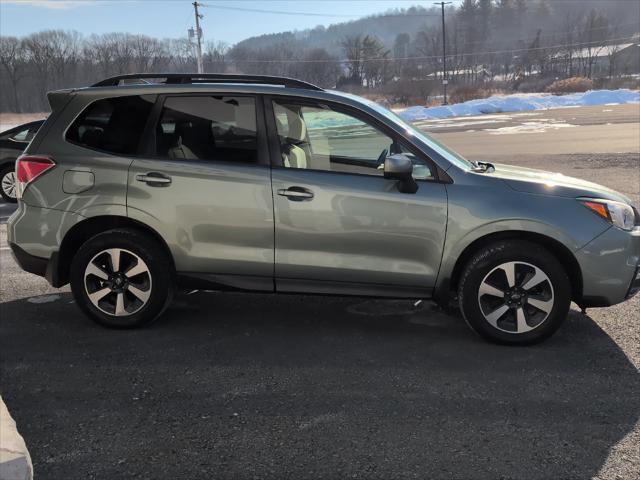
0,120,45,202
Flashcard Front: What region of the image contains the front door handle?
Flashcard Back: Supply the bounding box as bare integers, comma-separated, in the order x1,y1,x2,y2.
277,186,314,201
136,172,172,186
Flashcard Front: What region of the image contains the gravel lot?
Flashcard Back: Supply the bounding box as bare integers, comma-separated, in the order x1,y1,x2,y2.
0,104,638,479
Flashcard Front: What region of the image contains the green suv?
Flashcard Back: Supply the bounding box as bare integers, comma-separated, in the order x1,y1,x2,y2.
7,74,640,344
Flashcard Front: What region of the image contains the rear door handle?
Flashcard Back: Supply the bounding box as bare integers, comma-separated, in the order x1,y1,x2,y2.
277,186,314,201
136,172,172,186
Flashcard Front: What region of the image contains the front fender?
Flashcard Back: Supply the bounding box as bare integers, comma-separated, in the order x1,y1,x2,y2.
435,182,610,298
440,219,577,278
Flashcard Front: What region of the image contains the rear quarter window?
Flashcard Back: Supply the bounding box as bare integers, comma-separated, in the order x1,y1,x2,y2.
66,95,156,155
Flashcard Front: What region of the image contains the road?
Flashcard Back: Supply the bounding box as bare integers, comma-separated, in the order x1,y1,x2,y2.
0,104,638,479
430,107,638,157
427,103,640,206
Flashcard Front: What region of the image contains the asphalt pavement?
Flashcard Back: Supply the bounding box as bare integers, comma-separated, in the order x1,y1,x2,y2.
0,104,639,479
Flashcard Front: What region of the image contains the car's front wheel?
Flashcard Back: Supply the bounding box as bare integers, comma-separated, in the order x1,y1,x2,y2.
458,240,571,345
70,229,174,328
0,164,18,203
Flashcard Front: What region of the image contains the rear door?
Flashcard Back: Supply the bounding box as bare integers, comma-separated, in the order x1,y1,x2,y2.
267,97,448,298
127,94,274,290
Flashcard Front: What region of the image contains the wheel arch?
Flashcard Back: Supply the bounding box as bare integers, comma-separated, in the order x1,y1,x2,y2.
54,215,175,287
437,230,583,305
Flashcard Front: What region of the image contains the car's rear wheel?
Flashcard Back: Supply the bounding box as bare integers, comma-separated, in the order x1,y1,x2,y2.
0,164,18,203
70,229,174,328
458,240,571,345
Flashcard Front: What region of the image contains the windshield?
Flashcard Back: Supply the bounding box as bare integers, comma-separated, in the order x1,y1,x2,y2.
365,100,475,171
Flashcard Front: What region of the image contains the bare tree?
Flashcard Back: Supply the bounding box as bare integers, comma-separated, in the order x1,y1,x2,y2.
341,35,390,87
605,23,623,78
85,34,115,79
581,9,609,78
297,48,339,88
341,35,364,83
22,31,58,107
393,33,411,77
414,26,441,78
166,38,197,72
130,35,165,73
361,35,390,87
0,36,24,112
1,0,638,112
204,40,228,73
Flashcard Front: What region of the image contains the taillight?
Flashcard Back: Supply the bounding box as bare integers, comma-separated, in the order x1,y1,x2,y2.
15,155,55,198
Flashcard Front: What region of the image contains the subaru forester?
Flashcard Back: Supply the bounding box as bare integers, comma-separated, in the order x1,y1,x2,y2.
7,73,640,345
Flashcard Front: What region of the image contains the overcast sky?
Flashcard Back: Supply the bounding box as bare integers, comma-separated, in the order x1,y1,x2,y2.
0,0,463,44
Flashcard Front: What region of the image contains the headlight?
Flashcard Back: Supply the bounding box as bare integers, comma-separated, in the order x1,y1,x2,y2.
579,198,636,231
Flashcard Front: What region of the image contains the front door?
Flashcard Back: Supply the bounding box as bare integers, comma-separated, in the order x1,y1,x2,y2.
268,98,448,298
127,94,274,290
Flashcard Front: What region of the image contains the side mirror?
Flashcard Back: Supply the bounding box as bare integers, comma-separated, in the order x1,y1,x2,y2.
384,154,418,194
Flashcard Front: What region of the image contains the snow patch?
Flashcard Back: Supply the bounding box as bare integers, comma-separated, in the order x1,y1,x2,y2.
397,89,640,121
27,294,60,304
413,118,507,129
487,121,577,135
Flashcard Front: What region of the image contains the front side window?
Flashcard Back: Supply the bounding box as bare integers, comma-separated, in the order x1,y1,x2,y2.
366,100,474,171
66,95,156,155
155,96,258,163
272,100,432,179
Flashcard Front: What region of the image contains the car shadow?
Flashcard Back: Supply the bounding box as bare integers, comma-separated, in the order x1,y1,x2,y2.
1,291,638,479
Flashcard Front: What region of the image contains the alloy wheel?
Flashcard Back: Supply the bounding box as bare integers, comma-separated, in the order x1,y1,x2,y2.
1,170,16,200
477,261,555,334
84,248,152,316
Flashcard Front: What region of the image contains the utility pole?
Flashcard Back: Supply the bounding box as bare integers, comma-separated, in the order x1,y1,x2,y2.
193,1,204,74
434,2,451,105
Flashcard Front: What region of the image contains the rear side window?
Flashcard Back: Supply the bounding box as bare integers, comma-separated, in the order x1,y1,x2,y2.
155,96,258,163
66,95,156,155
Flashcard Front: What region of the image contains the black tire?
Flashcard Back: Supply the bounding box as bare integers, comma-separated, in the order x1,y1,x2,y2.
0,163,18,203
70,229,174,329
458,240,571,345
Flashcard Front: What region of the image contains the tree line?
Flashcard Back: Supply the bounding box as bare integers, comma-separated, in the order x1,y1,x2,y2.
1,0,638,112
0,32,230,112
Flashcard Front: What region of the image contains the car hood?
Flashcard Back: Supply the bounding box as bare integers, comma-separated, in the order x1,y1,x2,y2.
489,163,635,205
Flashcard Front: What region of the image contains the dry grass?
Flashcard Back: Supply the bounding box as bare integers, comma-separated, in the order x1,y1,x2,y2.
386,98,442,109
449,86,508,104
0,112,48,131
545,77,594,94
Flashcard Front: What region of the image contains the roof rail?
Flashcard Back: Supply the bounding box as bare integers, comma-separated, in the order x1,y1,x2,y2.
91,73,323,91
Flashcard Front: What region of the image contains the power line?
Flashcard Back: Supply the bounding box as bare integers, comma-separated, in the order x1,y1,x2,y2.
197,3,638,60
438,34,638,59
199,3,364,18
179,7,193,40
229,35,637,64
197,3,637,25
447,20,640,50
199,3,440,18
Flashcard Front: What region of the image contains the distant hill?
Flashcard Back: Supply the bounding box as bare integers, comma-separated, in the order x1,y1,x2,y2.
232,6,441,55
230,0,639,57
